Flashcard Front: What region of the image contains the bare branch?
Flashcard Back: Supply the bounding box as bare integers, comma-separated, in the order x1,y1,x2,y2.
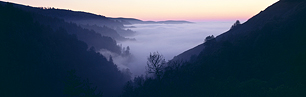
146,52,165,80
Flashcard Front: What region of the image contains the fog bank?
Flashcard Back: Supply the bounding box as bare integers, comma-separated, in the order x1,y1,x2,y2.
118,21,235,76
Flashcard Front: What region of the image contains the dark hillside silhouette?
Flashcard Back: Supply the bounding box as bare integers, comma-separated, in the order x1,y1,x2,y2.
0,1,136,38
172,43,205,61
0,1,124,28
80,24,135,41
120,0,306,96
31,13,122,54
0,3,130,97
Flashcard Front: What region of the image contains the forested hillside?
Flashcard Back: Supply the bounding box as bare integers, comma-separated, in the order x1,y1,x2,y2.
31,13,122,54
0,3,130,97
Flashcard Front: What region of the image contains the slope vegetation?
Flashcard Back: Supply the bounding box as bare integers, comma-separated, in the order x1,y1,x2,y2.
0,3,130,97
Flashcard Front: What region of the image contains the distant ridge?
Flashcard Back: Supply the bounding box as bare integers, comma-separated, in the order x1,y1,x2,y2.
0,1,124,28
109,17,193,24
0,1,137,39
0,1,192,26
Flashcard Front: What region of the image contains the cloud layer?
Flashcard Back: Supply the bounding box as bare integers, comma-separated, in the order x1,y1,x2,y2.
118,21,235,76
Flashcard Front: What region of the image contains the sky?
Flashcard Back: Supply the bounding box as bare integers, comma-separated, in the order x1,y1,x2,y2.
6,0,278,21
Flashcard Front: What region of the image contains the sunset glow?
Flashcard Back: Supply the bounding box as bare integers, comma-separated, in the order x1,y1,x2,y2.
6,0,278,21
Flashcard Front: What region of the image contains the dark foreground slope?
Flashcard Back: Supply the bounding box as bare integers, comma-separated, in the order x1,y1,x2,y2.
172,43,205,61
0,4,130,97
121,0,306,97
173,0,306,61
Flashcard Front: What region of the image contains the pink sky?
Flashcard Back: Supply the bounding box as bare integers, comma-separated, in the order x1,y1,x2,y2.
6,0,278,21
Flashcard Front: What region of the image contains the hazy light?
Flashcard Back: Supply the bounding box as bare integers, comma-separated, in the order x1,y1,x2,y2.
7,0,278,21
119,21,235,76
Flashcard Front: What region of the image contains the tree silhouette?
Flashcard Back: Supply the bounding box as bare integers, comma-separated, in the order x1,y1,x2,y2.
230,20,241,30
126,46,130,55
122,46,131,56
205,35,215,42
146,52,166,80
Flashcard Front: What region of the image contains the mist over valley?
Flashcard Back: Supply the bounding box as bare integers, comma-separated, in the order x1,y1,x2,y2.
115,21,235,76
2,0,306,97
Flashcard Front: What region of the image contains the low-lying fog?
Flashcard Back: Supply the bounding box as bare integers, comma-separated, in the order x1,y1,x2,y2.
116,21,236,77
